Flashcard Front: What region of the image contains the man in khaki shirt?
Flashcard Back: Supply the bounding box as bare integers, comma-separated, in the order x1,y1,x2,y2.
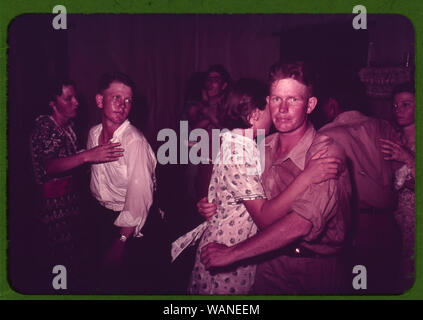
319,92,401,294
200,61,352,294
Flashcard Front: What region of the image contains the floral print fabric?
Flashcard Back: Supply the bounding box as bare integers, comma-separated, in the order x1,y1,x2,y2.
30,115,78,184
394,147,415,292
177,131,266,294
30,115,86,288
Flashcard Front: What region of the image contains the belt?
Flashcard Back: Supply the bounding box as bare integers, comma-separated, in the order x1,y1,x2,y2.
359,207,387,215
281,244,336,259
40,176,77,198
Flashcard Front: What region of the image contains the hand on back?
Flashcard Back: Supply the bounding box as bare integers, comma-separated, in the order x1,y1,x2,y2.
303,147,343,184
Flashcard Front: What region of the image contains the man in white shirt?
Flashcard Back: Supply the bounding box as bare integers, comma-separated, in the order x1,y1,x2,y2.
87,72,157,292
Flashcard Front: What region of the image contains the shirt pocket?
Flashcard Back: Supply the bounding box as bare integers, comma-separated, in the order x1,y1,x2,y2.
107,161,128,188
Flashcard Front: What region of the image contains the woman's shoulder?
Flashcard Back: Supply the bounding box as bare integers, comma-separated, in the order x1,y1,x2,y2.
32,115,56,137
34,115,53,127
221,130,257,146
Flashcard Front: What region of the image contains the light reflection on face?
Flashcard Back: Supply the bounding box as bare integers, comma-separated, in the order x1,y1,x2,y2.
98,81,133,126
393,91,415,127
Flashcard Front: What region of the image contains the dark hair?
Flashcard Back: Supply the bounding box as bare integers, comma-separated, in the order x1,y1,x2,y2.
392,82,415,98
317,76,369,114
97,71,135,94
268,60,316,96
220,78,268,130
206,64,232,85
46,78,76,103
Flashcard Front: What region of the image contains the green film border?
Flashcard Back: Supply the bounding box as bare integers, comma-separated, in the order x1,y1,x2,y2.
0,0,422,300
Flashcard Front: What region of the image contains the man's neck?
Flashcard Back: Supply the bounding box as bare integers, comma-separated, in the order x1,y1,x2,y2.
276,123,309,157
51,113,69,127
334,108,345,119
207,94,222,106
100,119,122,143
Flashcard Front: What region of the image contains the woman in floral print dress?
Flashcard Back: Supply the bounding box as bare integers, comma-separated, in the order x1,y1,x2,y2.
172,79,343,294
380,82,415,292
30,79,124,292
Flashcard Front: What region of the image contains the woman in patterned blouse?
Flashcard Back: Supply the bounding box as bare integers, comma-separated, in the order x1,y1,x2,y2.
30,78,124,292
380,82,415,292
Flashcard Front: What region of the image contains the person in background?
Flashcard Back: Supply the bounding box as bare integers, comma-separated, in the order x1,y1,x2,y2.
380,82,416,292
170,66,233,293
188,65,233,200
318,82,402,294
188,64,232,132
30,78,123,292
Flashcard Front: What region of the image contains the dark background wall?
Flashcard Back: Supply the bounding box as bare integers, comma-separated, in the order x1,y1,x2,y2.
7,14,414,292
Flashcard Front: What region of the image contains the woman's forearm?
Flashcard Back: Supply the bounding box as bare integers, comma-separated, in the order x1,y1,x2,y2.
258,173,310,228
246,173,310,230
45,152,87,174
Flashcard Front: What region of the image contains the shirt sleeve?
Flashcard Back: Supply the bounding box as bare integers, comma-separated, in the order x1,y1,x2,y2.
113,137,157,237
291,134,351,242
224,140,266,204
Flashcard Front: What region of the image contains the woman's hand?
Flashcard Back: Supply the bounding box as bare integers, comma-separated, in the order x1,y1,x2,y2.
380,139,414,165
197,196,217,221
301,148,343,185
84,142,124,163
45,142,124,174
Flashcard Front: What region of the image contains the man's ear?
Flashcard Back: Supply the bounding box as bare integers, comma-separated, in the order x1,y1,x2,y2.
328,97,340,115
306,96,318,114
95,94,104,109
221,82,228,91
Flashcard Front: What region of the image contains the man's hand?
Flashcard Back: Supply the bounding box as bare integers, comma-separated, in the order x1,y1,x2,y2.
119,226,135,238
104,227,134,268
84,142,124,163
200,242,235,270
197,196,217,221
301,148,343,184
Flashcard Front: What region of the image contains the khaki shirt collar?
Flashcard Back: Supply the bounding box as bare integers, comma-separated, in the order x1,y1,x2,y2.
265,124,316,170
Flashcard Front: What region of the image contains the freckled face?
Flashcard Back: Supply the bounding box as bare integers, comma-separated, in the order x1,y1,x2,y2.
97,81,133,126
267,78,315,134
393,92,415,127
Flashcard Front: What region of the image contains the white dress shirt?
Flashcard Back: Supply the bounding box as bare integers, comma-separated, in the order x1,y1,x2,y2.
87,120,157,237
